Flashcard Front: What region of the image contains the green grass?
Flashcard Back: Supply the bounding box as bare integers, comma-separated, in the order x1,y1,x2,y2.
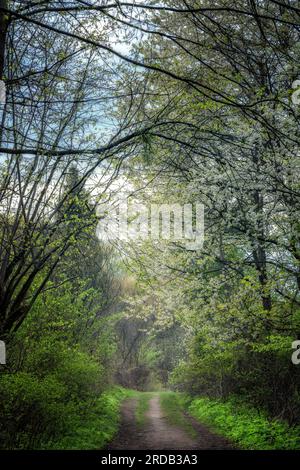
46,387,132,449
187,395,300,450
133,391,154,427
159,391,197,439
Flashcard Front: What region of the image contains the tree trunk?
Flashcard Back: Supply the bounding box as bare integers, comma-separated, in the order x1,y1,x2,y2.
0,0,8,79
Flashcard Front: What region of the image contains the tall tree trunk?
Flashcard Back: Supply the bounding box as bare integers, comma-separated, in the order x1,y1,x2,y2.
252,148,272,312
0,0,8,79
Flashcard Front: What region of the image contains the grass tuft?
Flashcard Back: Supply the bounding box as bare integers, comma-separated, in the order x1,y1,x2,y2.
134,391,154,427
159,391,197,439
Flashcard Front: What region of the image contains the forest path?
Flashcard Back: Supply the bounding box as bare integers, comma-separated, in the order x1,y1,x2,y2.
107,393,235,450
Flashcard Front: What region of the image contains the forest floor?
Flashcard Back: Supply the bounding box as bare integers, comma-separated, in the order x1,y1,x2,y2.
107,393,235,450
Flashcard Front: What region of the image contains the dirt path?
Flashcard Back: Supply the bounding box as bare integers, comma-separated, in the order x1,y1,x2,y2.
108,394,235,450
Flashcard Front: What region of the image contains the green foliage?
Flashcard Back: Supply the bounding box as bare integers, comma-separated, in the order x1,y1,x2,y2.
0,372,71,449
1,0,300,451
188,396,300,450
48,387,131,449
170,331,300,423
0,237,124,449
0,363,129,449
0,342,107,449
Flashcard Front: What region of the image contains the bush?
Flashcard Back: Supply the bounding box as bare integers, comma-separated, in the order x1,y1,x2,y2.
0,345,107,449
0,372,72,449
169,335,300,424
0,366,129,450
47,387,130,449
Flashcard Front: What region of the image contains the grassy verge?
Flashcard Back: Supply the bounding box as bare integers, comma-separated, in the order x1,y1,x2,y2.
134,391,154,427
159,391,197,439
47,387,132,449
186,396,300,450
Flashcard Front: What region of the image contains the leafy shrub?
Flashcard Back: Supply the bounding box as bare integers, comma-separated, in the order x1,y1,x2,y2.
0,372,72,449
0,365,129,450
47,387,130,449
170,334,300,424
0,344,107,449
